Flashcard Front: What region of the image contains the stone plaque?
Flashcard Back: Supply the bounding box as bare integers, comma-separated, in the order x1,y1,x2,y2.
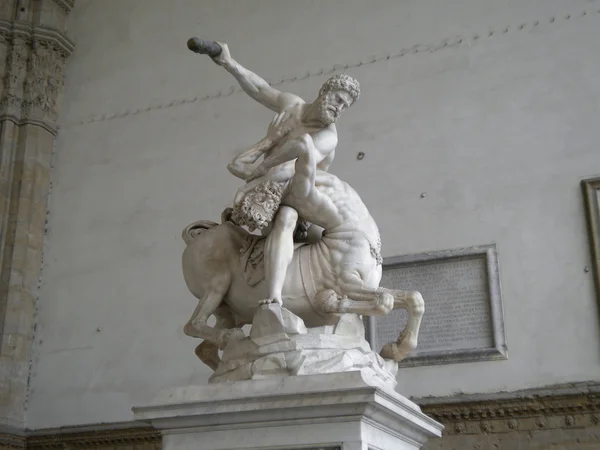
582,177,600,310
365,244,507,367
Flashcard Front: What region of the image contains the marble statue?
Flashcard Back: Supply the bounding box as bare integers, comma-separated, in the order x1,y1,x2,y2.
182,38,425,384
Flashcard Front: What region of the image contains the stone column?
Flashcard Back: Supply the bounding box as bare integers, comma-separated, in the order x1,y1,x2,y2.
0,0,73,430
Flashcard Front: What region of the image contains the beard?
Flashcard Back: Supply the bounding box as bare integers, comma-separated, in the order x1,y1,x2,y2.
317,97,338,125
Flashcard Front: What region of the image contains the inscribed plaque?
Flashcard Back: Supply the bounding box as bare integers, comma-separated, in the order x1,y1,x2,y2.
582,177,600,311
367,244,507,367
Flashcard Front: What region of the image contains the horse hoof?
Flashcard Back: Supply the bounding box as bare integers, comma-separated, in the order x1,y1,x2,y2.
380,343,400,361
380,342,412,362
316,289,341,313
183,322,200,337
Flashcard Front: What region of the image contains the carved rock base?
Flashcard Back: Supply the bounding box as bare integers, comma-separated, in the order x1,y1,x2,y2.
132,371,443,450
210,304,398,387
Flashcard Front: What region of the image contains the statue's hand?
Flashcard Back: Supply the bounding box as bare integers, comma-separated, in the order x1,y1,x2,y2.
267,111,292,141
211,42,233,67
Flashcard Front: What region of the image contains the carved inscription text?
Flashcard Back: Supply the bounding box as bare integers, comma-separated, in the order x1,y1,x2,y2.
368,246,506,366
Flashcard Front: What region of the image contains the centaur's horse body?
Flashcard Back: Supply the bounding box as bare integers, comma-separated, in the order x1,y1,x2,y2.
181,169,425,369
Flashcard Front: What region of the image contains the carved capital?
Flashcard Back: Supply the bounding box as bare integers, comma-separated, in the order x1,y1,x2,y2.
51,0,75,14
0,20,74,133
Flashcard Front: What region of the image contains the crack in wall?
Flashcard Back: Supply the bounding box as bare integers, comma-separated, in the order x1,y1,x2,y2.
62,7,600,128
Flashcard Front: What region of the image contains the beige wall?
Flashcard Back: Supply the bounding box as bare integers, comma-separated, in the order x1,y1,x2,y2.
26,0,600,430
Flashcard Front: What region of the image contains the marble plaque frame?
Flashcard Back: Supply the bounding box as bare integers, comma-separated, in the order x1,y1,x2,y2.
365,244,508,368
582,176,600,309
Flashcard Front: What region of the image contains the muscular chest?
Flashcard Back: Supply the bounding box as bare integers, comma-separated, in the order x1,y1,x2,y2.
265,113,313,156
279,110,314,142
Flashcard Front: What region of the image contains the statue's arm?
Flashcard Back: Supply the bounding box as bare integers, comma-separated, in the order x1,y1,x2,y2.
247,129,337,182
227,112,295,180
227,137,274,180
212,43,303,112
316,150,335,172
288,134,334,212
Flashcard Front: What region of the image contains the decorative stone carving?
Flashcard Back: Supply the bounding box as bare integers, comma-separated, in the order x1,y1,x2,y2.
27,427,161,449
0,1,74,430
181,38,426,382
0,21,74,133
1,35,28,119
419,382,600,433
22,41,65,125
51,0,75,14
0,432,26,449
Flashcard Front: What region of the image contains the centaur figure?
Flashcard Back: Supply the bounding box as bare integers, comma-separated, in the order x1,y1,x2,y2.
183,39,425,370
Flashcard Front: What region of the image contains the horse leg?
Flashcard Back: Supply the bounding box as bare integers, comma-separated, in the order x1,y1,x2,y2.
183,274,245,349
194,305,236,371
316,284,424,362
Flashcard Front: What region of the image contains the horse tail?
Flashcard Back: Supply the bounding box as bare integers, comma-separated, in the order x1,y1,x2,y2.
181,220,219,245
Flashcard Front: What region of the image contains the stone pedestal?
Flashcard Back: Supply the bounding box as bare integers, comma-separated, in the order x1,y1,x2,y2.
132,370,443,450
211,304,399,387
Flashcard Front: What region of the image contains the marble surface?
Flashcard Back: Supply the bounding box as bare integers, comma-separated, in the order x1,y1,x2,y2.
181,40,426,375
209,304,398,386
132,371,443,450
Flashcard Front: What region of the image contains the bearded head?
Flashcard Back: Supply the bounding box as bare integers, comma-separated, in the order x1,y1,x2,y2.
317,74,360,125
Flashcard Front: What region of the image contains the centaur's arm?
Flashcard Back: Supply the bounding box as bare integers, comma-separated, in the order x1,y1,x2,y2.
228,112,295,181
246,127,337,182
227,137,273,180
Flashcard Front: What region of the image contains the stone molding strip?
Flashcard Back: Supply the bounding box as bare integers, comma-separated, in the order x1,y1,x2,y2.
26,427,161,449
418,381,600,436
0,382,594,449
0,432,26,449
65,7,600,127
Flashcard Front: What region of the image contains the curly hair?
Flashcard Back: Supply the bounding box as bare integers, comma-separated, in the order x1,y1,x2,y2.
230,180,287,231
318,73,360,103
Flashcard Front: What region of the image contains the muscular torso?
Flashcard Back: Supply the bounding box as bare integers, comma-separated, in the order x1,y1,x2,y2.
265,102,337,166
284,173,382,286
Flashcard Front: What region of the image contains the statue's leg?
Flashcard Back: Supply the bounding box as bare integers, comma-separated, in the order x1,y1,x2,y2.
316,284,424,362
194,305,236,371
183,273,245,349
260,205,298,305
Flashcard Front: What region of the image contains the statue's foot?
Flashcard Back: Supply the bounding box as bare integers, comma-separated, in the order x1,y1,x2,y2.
258,298,283,306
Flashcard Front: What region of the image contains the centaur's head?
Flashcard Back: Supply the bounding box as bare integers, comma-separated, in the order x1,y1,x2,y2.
230,180,286,232
316,74,360,125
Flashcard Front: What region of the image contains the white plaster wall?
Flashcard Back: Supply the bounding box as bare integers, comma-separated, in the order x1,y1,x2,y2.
26,0,600,429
